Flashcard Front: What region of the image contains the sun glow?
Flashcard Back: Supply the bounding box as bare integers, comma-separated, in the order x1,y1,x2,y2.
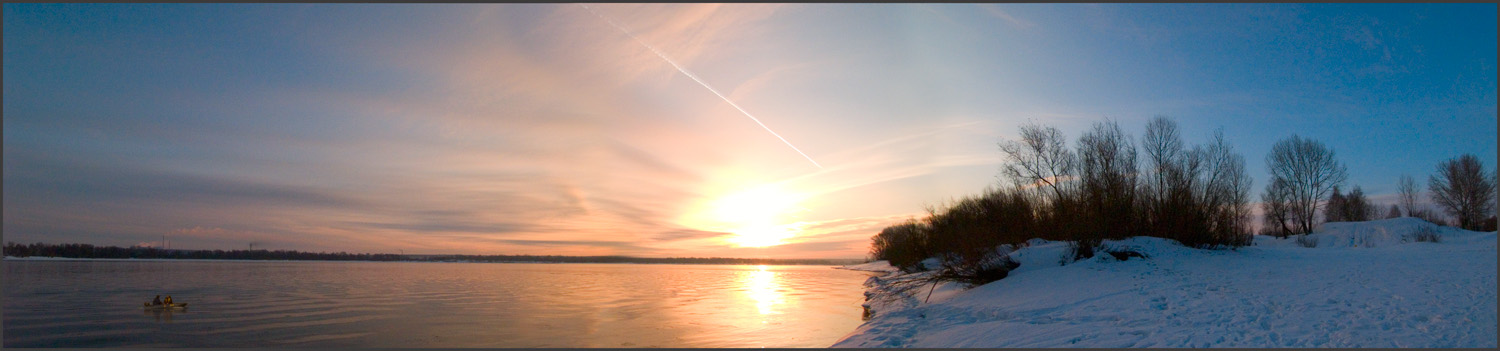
683,184,808,247
745,265,784,315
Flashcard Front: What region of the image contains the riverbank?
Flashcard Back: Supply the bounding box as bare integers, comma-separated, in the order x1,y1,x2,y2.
3,255,860,266
834,218,1497,348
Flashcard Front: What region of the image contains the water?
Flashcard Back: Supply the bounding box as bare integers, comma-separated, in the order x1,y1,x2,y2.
3,260,875,347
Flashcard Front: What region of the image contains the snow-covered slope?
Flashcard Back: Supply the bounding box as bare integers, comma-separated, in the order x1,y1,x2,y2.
834,219,1497,348
839,260,900,273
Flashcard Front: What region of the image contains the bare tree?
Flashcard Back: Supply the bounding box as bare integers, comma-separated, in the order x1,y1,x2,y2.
1142,116,1185,204
1428,154,1497,231
1076,119,1140,241
1397,175,1419,217
1142,119,1251,247
1199,129,1253,246
999,124,1075,202
1264,135,1348,234
1142,117,1203,244
1260,178,1294,238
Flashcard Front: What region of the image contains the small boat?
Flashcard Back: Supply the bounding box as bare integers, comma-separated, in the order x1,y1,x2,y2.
143,302,187,309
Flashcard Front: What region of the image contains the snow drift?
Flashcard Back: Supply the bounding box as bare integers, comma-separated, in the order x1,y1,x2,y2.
834,218,1497,348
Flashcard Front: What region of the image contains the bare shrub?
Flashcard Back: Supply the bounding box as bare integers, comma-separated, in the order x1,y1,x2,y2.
934,247,1021,288
923,189,1036,275
1407,226,1441,243
1099,244,1148,261
863,271,940,307
870,219,931,272
1295,234,1319,248
1410,208,1448,227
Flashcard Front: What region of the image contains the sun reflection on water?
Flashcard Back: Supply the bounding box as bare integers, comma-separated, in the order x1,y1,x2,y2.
745,265,784,316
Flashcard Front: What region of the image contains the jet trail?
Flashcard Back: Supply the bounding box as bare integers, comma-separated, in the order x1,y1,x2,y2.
579,4,823,169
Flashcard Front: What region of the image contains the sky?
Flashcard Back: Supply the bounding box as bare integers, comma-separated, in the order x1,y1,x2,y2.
4,3,1495,259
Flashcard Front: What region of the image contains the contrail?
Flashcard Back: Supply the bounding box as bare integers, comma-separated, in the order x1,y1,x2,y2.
579,4,823,169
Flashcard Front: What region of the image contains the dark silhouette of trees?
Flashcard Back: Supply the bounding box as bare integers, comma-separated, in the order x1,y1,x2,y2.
1326,186,1347,222
1143,116,1199,244
997,122,1087,258
1398,174,1419,217
870,219,932,271
1141,118,1252,248
1385,205,1401,219
1428,154,1497,231
1264,135,1347,234
1198,130,1254,247
1075,119,1140,250
1343,186,1376,222
1261,178,1295,238
873,117,1254,276
999,123,1076,202
413,255,851,265
3,242,404,261
1327,185,1377,222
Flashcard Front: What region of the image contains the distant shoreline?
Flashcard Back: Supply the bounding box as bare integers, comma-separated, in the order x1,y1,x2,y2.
1,255,863,266
4,242,865,265
2,255,864,265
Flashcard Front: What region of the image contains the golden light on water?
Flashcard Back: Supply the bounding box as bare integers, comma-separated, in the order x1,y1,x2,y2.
745,265,784,315
681,183,808,247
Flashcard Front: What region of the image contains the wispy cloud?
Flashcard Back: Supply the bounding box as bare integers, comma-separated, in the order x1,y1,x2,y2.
977,4,1035,30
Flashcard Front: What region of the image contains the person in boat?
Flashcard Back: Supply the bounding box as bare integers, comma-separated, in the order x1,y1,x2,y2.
151,295,163,305
163,295,173,305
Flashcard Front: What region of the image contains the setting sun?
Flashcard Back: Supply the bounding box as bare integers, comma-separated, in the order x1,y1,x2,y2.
683,184,808,247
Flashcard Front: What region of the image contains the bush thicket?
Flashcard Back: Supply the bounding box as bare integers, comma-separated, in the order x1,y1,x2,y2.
870,118,1491,298
871,117,1254,277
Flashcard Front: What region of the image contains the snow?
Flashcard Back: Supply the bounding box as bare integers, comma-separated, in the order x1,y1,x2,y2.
1294,217,1456,248
834,219,1497,348
840,260,900,273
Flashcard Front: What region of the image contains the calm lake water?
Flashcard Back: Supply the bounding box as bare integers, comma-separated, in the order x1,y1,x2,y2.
3,260,874,347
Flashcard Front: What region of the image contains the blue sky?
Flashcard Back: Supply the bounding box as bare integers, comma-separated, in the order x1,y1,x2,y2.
4,3,1495,258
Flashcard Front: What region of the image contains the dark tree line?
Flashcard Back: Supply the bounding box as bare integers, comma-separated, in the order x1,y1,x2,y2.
2,242,857,266
871,116,1253,281
871,115,1497,287
1264,148,1496,236
3,242,405,261
1325,185,1378,223
413,254,854,265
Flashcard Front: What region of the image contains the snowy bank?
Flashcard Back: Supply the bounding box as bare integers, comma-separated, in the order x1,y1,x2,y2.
834,219,1497,348
839,260,901,273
